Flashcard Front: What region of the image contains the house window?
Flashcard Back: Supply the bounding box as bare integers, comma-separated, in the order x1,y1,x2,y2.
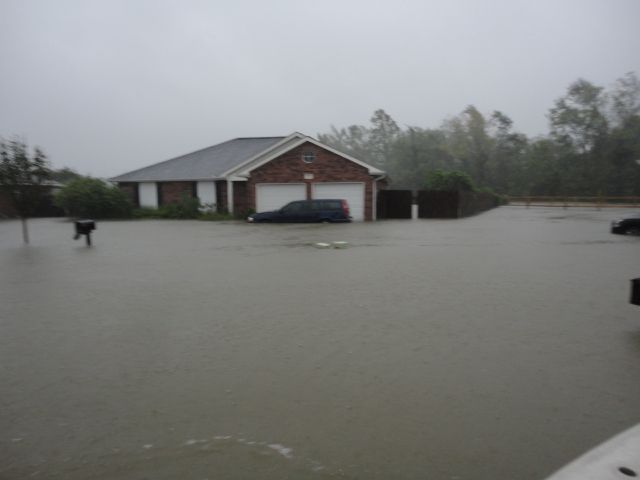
302,151,315,163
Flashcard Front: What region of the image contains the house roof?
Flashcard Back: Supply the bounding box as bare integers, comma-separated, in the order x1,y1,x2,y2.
110,133,384,182
110,137,285,182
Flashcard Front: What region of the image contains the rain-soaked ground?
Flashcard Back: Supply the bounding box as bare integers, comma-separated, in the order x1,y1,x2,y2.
1,206,639,480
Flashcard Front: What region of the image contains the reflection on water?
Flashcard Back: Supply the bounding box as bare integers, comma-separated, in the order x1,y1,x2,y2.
1,208,639,480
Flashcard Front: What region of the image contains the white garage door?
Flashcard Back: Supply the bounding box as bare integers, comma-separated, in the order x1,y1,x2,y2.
255,183,306,213
313,183,365,221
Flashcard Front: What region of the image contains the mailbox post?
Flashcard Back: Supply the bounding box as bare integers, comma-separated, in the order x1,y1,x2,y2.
74,219,96,246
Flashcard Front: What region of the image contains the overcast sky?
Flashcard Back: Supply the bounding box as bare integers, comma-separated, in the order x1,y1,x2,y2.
1,0,639,178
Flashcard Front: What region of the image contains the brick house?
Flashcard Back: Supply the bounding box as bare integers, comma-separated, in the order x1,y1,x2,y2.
111,132,386,221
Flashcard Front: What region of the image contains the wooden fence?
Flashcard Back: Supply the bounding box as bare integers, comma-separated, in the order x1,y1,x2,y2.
508,196,640,209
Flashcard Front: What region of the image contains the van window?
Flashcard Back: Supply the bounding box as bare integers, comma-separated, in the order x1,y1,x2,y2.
313,200,339,210
282,202,303,213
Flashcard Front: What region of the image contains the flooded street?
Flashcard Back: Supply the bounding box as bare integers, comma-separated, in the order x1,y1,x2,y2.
1,207,639,480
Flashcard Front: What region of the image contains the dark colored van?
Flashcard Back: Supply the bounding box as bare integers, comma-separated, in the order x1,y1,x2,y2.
248,199,351,223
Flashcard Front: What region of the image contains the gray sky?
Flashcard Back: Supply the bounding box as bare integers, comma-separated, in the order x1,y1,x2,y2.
1,0,639,178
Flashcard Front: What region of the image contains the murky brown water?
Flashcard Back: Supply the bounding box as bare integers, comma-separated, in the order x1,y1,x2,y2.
1,207,639,480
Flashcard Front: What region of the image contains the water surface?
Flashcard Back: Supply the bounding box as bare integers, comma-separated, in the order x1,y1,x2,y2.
1,207,639,479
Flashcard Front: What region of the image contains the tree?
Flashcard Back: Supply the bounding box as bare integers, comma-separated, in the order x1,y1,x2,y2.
389,128,453,190
55,177,132,219
368,109,401,168
425,170,476,192
462,106,492,185
487,111,528,194
318,109,401,170
609,72,640,126
318,124,372,162
547,79,611,194
0,138,52,244
441,106,492,186
51,167,84,184
549,78,608,155
521,138,565,195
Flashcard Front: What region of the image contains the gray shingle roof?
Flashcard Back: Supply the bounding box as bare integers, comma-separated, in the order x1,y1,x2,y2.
110,137,285,182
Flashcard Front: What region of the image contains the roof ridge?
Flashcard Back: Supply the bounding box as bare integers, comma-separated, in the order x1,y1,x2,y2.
233,136,285,140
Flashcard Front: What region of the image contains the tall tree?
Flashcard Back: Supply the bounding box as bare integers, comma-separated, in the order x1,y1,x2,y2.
51,167,84,184
0,138,52,244
609,71,640,126
463,106,492,185
368,109,400,168
488,111,528,193
318,124,372,163
441,106,492,186
548,79,610,194
389,128,453,189
548,78,608,155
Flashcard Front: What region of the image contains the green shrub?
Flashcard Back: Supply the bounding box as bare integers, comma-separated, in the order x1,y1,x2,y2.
55,177,132,218
425,170,476,192
198,210,235,221
132,195,234,220
131,207,162,219
476,186,509,205
155,194,201,219
233,207,255,220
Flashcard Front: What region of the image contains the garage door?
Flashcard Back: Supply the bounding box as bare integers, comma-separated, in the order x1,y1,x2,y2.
313,183,365,221
255,183,306,213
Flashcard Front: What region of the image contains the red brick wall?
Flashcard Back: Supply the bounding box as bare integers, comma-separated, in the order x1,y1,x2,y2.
233,182,248,214
216,180,227,212
158,182,196,205
248,142,376,220
118,183,139,207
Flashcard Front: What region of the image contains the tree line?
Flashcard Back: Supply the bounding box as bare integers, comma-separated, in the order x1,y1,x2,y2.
318,72,640,196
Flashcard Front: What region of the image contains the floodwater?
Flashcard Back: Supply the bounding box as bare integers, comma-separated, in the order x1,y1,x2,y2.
1,207,639,480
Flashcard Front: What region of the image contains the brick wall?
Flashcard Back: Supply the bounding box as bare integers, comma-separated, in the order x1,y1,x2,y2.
216,180,227,212
118,183,139,207
248,142,376,220
233,182,248,214
158,182,196,205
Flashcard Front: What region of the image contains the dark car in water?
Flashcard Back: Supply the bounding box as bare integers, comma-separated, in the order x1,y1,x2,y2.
248,199,351,223
611,214,640,235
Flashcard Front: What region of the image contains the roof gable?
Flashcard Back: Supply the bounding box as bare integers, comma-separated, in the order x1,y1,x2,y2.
229,133,385,177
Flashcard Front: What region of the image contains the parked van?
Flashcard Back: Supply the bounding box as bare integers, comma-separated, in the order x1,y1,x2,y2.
248,199,351,223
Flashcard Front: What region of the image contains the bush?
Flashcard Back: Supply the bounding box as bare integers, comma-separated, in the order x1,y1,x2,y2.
477,186,509,205
55,177,132,218
132,194,236,220
425,170,476,192
156,194,201,219
198,210,234,221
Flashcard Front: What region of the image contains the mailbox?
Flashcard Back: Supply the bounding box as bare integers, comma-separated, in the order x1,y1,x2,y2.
75,220,95,235
73,219,96,245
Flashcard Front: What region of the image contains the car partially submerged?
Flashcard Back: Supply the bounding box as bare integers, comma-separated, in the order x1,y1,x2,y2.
611,214,640,235
248,199,351,223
